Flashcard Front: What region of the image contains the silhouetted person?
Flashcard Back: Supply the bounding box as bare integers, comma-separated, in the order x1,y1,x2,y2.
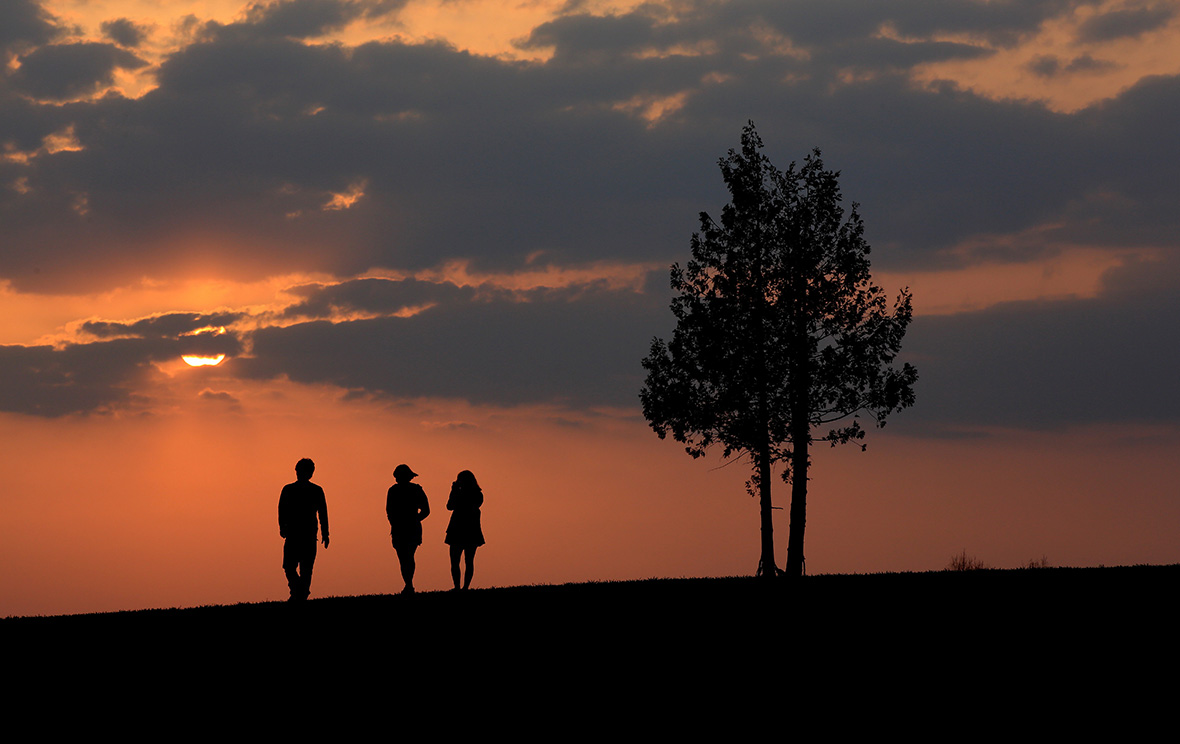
278,458,329,601
445,470,485,590
387,463,429,594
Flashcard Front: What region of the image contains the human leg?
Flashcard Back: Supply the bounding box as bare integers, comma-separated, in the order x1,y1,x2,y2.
283,540,300,600
300,541,318,599
449,545,462,589
395,544,417,593
463,546,476,589
283,538,316,600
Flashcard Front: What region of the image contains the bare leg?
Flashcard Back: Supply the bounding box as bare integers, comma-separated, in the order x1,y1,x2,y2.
463,546,477,590
449,545,462,589
395,545,417,593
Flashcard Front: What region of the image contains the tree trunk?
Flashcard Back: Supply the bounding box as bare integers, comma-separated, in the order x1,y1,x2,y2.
757,433,777,578
786,318,810,577
752,253,778,578
785,421,808,577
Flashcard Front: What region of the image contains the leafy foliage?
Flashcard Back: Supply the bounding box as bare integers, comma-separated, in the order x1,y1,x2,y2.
641,122,917,486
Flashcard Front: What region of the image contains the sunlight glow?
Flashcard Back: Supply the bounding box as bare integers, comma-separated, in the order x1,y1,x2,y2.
43,125,85,155
182,354,226,367
907,1,1180,113
324,180,367,211
3,125,85,164
411,258,662,292
611,91,690,125
181,325,227,337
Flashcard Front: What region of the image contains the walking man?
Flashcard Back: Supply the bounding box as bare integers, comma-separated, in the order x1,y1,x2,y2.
279,458,330,601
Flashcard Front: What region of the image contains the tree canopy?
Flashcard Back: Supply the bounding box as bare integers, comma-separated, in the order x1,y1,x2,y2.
640,122,917,577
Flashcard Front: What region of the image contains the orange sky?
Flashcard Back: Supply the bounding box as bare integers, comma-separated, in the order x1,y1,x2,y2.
4,0,1179,617
6,378,1176,617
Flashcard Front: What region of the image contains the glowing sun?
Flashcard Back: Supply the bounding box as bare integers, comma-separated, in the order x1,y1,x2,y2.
182,354,226,367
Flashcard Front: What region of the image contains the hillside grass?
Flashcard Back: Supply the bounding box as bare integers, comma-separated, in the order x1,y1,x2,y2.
6,566,1174,731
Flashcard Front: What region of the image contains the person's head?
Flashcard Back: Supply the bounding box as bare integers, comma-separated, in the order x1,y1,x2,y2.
456,470,480,490
393,464,417,483
295,458,315,480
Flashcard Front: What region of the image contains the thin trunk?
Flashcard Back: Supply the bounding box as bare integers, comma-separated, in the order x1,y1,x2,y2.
785,338,810,577
785,416,808,577
786,262,810,577
752,248,778,578
757,430,776,578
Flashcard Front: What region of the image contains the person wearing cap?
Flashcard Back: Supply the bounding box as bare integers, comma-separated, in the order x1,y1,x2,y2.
387,463,430,594
278,457,330,601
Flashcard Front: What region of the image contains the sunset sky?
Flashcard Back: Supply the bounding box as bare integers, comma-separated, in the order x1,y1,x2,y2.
3,0,1179,616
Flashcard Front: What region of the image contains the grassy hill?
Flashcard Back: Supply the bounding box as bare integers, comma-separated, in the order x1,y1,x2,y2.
6,566,1173,732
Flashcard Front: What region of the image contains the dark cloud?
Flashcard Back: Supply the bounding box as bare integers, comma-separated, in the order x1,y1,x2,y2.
898,253,1180,433
520,12,662,62
213,0,409,41
1063,53,1118,74
0,0,62,54
1048,74,1180,248
10,42,148,101
522,3,1007,68
239,283,666,407
0,0,1169,294
81,312,245,339
4,255,1176,430
80,311,246,362
0,339,160,417
281,278,478,319
101,18,149,49
0,279,664,416
1028,53,1119,77
7,1,1163,292
719,0,1099,50
1026,54,1062,77
245,0,364,38
821,37,994,69
1077,4,1176,43
0,26,716,289
0,312,245,416
2,0,1179,432
198,389,242,410
129,260,1180,431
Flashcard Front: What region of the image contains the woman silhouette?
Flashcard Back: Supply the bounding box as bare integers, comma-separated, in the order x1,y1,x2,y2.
445,470,485,590
387,463,429,594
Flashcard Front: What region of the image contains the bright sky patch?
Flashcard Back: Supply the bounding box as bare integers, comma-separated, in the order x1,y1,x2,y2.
182,354,226,366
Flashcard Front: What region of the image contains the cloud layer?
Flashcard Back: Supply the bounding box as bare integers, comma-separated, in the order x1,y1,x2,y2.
3,0,1179,433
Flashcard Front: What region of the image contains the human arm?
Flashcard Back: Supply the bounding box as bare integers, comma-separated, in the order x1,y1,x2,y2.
419,486,430,522
318,487,330,547
278,487,288,538
386,486,395,531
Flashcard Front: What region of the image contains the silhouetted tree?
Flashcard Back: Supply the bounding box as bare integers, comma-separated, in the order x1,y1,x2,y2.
641,123,917,578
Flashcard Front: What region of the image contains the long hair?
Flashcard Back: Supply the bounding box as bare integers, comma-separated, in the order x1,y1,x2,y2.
455,470,481,492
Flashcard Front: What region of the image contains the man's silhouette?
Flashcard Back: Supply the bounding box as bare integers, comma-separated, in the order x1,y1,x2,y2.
278,458,330,601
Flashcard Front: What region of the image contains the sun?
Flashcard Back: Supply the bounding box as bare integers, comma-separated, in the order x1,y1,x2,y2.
180,325,229,366
182,354,226,367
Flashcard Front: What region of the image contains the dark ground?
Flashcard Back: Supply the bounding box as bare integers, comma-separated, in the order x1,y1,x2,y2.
5,566,1175,734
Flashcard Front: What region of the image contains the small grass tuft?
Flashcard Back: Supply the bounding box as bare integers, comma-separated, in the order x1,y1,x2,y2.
1025,555,1050,569
946,550,988,571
